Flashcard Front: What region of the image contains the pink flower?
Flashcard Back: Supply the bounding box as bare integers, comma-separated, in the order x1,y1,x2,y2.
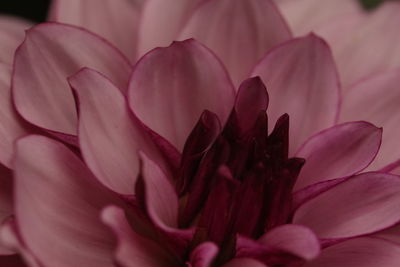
0,0,400,266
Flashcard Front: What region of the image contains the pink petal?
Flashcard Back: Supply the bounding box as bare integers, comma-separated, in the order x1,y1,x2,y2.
0,63,28,168
252,34,340,154
189,242,219,267
14,135,124,267
0,16,32,64
222,258,266,267
294,121,382,191
339,68,400,170
49,0,143,60
258,224,320,261
277,0,362,36
304,237,400,267
101,206,176,267
179,0,291,85
69,68,165,194
316,1,400,87
128,39,235,151
13,22,132,135
374,224,400,245
293,172,400,239
137,0,202,56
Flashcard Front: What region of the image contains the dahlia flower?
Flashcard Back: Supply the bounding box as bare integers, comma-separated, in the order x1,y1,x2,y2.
0,0,400,266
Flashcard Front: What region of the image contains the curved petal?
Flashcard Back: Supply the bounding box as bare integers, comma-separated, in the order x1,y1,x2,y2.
49,0,143,60
339,68,400,170
189,242,219,267
101,206,176,267
69,68,165,194
0,63,28,168
137,0,202,56
304,237,400,267
293,172,400,239
277,0,361,36
13,22,132,135
316,1,400,87
252,34,340,154
179,0,291,85
0,16,32,64
374,224,400,245
222,258,266,267
128,39,235,151
14,135,124,267
294,122,382,191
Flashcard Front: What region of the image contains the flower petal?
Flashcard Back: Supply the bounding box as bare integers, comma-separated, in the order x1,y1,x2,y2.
0,63,28,168
294,122,382,191
179,0,291,85
49,0,143,60
304,237,400,267
13,22,132,135
252,34,340,154
277,0,361,36
14,135,124,267
0,16,32,64
316,1,400,87
69,68,165,194
339,68,400,170
189,242,219,267
222,258,266,267
101,206,176,267
294,172,400,239
128,39,235,151
137,0,202,56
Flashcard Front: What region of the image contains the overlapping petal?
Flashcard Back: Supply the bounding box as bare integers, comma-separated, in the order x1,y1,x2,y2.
252,34,340,154
14,135,124,267
179,0,291,85
128,39,235,151
295,121,382,190
13,23,132,135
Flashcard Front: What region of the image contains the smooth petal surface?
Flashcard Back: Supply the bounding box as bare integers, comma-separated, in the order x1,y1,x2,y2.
137,0,201,56
13,23,132,135
316,2,400,87
339,69,400,170
252,34,340,154
102,206,176,267
189,242,219,267
179,0,291,85
14,135,124,267
129,39,235,151
294,172,400,239
294,122,382,191
222,258,266,267
0,16,32,64
49,0,143,60
0,63,28,168
305,237,400,267
70,68,164,194
277,0,361,36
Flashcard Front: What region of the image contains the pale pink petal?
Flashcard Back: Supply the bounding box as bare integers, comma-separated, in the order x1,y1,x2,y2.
128,39,235,151
13,23,132,135
258,224,320,261
179,0,291,85
49,0,143,60
0,63,28,168
277,0,362,36
69,68,165,194
304,237,400,267
189,242,218,267
14,135,124,267
294,172,400,239
222,258,266,267
137,0,202,56
339,69,400,170
294,122,382,191
252,34,340,154
101,206,176,267
0,16,32,64
316,2,400,87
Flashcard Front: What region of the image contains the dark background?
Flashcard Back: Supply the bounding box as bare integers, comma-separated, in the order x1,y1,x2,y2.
0,0,389,23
